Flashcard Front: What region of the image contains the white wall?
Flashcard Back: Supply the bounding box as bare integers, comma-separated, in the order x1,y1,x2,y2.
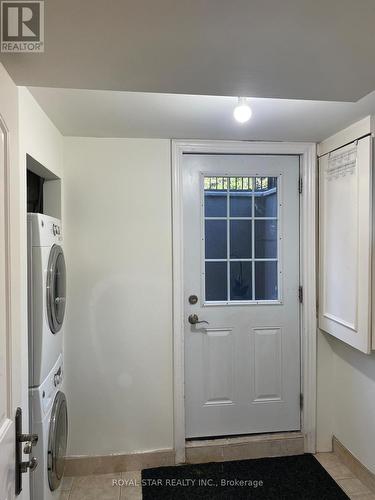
316,330,334,451
63,138,173,456
19,87,63,218
331,341,375,473
317,326,375,473
19,87,63,179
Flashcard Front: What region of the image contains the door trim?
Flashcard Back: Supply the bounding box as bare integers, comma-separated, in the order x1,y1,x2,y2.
172,140,317,463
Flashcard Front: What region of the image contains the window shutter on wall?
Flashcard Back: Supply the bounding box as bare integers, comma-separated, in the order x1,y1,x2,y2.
319,136,372,353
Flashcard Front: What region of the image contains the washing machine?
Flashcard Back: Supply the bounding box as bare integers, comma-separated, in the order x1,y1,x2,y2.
30,355,68,500
28,213,66,387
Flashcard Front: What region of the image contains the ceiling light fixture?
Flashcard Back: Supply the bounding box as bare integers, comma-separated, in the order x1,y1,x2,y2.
233,97,252,123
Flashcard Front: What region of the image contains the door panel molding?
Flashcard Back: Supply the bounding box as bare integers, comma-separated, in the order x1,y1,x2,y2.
203,328,234,407
252,327,283,403
172,140,317,464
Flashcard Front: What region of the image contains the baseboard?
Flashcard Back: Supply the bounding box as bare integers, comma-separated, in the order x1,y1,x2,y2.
64,449,176,476
64,432,305,476
333,436,375,493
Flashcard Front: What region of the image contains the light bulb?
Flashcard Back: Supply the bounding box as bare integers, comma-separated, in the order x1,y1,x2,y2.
233,97,252,123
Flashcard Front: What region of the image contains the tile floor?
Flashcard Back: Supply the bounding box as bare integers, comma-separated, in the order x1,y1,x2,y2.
59,453,375,500
59,472,142,499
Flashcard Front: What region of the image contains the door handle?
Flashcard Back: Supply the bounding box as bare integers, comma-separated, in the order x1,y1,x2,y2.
20,457,38,473
15,408,39,496
188,314,209,325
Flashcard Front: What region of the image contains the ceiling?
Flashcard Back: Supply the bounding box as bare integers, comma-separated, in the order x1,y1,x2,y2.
29,86,375,142
2,0,375,101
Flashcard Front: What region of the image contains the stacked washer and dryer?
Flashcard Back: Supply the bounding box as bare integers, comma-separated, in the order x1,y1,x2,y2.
28,213,68,500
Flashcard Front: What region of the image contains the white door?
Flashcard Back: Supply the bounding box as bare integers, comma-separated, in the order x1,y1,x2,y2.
183,154,301,438
0,116,24,498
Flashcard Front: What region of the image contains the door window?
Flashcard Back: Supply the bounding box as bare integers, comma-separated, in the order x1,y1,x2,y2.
203,176,279,303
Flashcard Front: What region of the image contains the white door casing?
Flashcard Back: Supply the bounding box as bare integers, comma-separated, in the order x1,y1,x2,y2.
172,141,317,463
183,154,300,438
0,114,22,499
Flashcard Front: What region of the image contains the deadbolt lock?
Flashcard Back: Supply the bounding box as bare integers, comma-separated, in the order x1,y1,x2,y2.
188,295,198,305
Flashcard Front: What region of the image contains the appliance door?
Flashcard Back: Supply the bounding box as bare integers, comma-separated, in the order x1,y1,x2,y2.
46,244,66,333
48,391,68,491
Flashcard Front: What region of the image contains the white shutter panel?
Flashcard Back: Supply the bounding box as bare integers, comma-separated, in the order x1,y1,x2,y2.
319,136,372,353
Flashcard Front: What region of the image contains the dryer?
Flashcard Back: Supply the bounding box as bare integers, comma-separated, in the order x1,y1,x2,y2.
30,355,68,500
28,213,67,387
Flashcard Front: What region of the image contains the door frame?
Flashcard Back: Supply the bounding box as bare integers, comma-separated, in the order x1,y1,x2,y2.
172,140,317,463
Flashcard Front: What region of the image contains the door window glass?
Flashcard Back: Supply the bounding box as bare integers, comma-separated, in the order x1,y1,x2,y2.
230,261,252,300
204,176,279,303
255,220,278,259
205,220,227,259
230,220,252,259
255,261,278,300
205,262,227,301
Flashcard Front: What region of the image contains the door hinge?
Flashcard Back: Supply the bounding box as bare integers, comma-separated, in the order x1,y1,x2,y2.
299,285,303,304
300,393,304,411
298,177,303,194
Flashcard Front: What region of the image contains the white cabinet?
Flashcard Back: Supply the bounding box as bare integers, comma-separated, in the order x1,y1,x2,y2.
318,132,373,353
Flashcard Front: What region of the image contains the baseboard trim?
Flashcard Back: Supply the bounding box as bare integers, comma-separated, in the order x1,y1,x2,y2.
64,449,176,476
64,432,305,476
333,436,375,493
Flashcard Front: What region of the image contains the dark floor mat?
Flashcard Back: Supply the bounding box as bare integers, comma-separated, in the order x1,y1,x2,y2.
142,454,349,499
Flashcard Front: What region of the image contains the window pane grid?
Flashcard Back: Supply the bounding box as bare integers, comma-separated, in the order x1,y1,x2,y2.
204,175,279,302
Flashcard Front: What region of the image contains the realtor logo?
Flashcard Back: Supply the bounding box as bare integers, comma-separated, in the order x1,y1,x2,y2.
1,1,44,52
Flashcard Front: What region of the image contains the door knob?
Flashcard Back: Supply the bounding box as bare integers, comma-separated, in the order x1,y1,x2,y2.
188,314,209,325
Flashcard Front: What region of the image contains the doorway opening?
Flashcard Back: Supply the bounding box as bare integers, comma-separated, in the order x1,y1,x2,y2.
172,140,317,463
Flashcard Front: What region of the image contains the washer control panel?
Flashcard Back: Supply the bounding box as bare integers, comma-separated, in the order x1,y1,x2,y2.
38,356,64,416
28,213,63,246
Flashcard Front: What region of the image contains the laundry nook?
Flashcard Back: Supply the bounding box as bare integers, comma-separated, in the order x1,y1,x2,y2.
28,213,67,499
